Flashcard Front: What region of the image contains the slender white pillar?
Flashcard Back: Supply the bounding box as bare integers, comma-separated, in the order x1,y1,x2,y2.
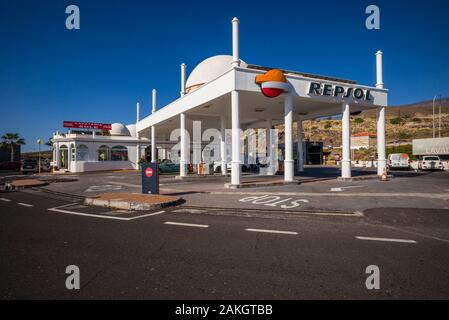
136,102,141,165
297,119,304,173
341,102,351,178
375,50,387,176
266,118,275,176
284,94,294,182
180,63,186,97
231,90,241,185
152,89,157,113
220,115,227,175
377,106,387,175
151,126,156,163
376,51,384,89
231,17,240,67
151,89,157,163
180,113,187,177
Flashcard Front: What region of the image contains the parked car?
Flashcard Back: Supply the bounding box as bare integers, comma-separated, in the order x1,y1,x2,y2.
213,161,231,173
213,161,251,173
419,156,444,171
21,159,39,174
387,153,410,170
0,161,21,171
158,159,180,173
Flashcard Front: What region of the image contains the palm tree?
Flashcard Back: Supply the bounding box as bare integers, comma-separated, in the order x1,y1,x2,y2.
45,137,53,147
1,133,26,162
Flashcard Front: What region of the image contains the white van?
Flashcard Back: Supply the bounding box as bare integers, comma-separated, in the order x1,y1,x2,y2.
388,153,410,170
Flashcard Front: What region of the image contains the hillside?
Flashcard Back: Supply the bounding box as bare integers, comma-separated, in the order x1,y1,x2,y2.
291,98,449,148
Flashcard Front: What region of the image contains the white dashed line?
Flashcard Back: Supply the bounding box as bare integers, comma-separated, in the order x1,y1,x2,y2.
17,203,34,207
48,204,164,221
0,198,11,202
355,236,417,244
164,221,209,228
245,228,298,235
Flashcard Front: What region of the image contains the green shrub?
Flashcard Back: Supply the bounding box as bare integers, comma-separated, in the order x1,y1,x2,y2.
412,118,422,123
390,117,403,125
354,118,364,124
397,131,411,140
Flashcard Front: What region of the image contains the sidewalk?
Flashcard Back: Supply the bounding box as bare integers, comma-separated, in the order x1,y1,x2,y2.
84,192,183,211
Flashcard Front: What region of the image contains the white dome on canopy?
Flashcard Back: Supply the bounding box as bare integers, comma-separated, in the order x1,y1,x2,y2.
126,124,136,137
110,123,131,136
185,55,247,93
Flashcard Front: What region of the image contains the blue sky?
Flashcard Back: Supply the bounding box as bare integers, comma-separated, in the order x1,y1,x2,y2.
1,0,448,152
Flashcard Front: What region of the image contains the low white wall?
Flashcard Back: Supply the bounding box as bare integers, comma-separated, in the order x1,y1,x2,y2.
72,161,136,173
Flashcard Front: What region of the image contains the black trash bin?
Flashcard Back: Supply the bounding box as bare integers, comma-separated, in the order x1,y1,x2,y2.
141,162,159,194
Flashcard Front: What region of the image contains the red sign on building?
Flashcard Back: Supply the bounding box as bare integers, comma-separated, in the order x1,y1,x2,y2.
63,121,112,130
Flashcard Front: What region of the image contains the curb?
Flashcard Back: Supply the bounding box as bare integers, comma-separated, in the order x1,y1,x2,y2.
84,196,184,211
224,180,300,189
337,175,394,182
4,181,48,191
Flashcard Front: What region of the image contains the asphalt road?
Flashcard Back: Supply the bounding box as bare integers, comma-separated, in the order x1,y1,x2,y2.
1,188,449,299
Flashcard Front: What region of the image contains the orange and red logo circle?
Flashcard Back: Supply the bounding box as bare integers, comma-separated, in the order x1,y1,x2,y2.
255,69,290,98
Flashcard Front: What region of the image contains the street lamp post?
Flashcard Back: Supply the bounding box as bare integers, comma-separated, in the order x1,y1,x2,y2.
432,94,442,139
439,95,442,138
37,139,42,175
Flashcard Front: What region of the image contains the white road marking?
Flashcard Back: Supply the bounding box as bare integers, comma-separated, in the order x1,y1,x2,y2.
331,186,363,192
107,181,140,188
47,204,164,221
17,203,34,207
245,228,298,235
211,191,449,200
355,236,417,244
164,221,209,228
85,185,122,193
0,198,11,202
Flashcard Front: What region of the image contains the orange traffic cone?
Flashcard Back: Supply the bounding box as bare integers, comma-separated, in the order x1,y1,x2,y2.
381,168,388,181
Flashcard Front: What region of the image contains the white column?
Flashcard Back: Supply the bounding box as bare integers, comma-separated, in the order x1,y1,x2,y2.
375,50,387,176
231,90,241,185
220,115,227,176
180,63,186,97
266,118,275,175
180,112,187,177
151,89,157,163
284,94,294,182
136,102,141,165
152,89,157,113
231,17,240,67
377,106,387,175
375,51,384,89
151,126,156,163
341,102,351,178
297,119,304,173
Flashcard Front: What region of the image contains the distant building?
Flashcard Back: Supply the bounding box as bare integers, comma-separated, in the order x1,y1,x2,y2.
52,123,151,173
351,132,377,150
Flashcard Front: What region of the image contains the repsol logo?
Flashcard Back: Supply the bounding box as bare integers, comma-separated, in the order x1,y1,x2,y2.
309,82,372,101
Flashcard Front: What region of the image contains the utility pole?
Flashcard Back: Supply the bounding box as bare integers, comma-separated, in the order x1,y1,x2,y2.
432,94,441,139
439,95,442,138
37,139,42,174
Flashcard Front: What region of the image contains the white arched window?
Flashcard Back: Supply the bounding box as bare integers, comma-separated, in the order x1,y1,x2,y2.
98,145,110,161
76,144,89,161
111,146,128,161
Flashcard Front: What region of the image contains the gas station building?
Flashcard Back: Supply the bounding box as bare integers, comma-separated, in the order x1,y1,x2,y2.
136,17,389,187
